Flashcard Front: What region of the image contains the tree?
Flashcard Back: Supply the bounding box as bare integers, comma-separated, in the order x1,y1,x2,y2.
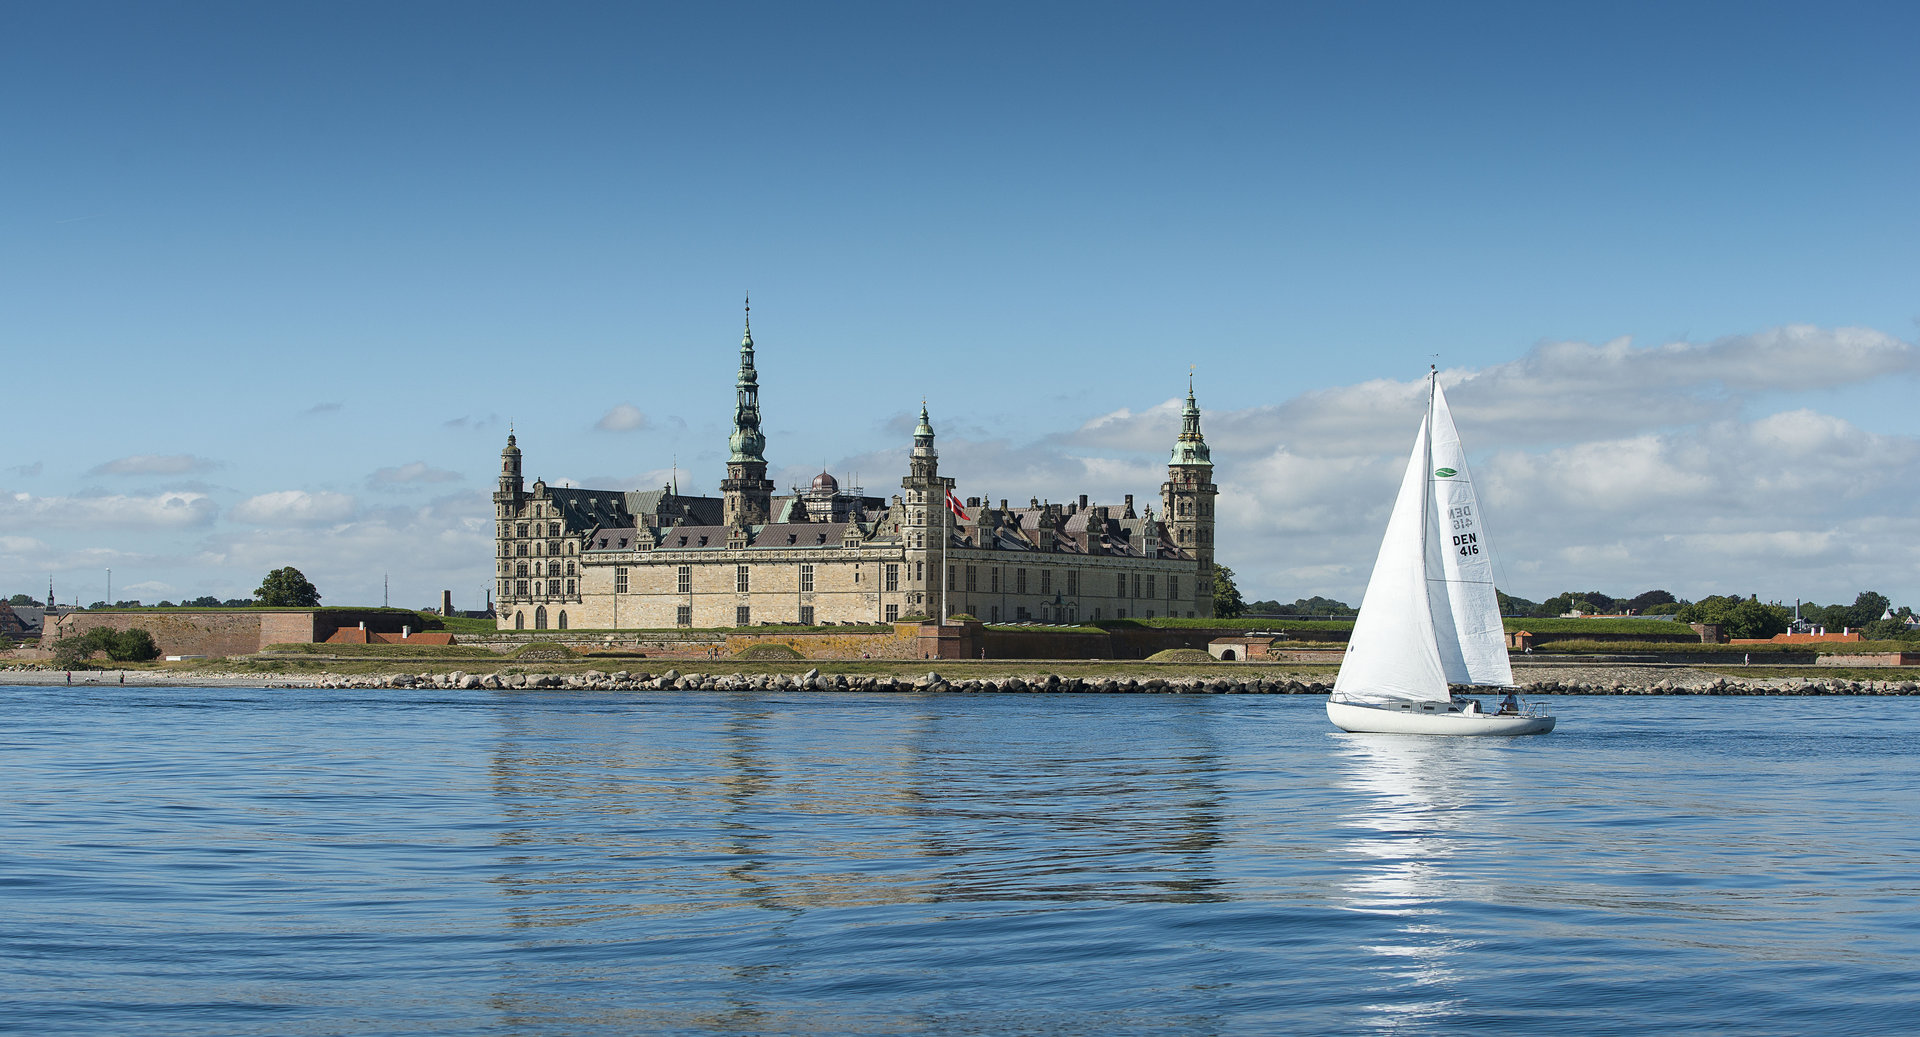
1212,563,1245,618
1674,595,1791,640
255,567,321,607
1496,590,1539,617
106,627,159,662
187,596,222,607
1624,589,1677,613
1860,617,1913,641
1846,591,1892,630
7,593,41,607
1286,595,1357,617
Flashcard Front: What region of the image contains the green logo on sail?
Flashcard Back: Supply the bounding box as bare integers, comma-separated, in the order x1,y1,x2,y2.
1433,467,1457,478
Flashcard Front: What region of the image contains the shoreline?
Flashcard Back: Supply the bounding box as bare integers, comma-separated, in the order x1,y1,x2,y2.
5,664,1918,695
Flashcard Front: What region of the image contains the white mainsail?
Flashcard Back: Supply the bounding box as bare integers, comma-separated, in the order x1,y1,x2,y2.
1332,372,1511,704
1332,415,1448,703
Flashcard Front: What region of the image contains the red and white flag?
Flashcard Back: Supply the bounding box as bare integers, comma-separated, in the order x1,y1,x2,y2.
945,489,969,520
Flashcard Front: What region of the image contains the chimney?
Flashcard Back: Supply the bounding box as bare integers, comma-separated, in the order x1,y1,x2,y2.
1124,494,1136,518
401,625,410,638
1078,494,1089,509
441,590,453,616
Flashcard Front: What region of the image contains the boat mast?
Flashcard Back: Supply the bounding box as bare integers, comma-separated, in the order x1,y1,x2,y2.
1422,365,1435,565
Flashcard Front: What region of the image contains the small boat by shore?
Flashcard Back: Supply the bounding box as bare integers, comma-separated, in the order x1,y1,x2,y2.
1328,368,1554,736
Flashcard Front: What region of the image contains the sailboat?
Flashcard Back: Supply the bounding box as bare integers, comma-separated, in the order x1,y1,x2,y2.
1327,368,1555,736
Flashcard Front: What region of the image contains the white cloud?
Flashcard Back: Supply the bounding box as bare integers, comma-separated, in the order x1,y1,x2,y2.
87,454,223,477
0,489,217,528
594,404,650,432
230,491,358,527
368,462,462,487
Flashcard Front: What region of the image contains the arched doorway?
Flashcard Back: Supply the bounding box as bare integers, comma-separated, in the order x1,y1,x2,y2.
514,612,524,630
557,611,568,630
1219,648,1237,661
535,606,547,630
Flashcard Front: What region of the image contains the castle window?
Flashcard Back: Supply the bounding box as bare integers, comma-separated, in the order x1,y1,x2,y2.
1093,608,1102,620
991,606,1000,622
1146,610,1154,619
885,604,898,622
517,524,528,537
736,606,751,626
1169,577,1179,600
676,605,691,627
1016,568,1027,595
948,565,955,589
991,568,1000,593
1145,575,1154,599
535,542,544,556
615,567,629,593
517,543,528,557
548,541,560,555
557,611,567,630
1133,574,1141,599
1067,570,1079,596
565,580,575,595
800,564,814,592
515,612,524,629
800,605,814,626
535,606,547,630
618,538,627,548
966,566,977,592
677,566,691,593
516,562,528,577
1016,607,1029,621
915,561,923,582
565,561,575,576
736,565,750,592
547,580,560,596
1116,609,1126,619
1040,570,1051,594
515,580,528,595
1116,574,1127,597
884,564,899,592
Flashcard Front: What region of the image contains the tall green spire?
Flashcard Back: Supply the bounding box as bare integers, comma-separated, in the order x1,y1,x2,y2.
728,294,766,463
1170,373,1211,466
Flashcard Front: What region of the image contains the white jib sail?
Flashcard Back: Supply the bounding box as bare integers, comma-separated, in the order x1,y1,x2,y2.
1332,416,1449,704
1425,381,1513,687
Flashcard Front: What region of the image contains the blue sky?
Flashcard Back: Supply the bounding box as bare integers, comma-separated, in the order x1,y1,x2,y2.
4,2,1917,610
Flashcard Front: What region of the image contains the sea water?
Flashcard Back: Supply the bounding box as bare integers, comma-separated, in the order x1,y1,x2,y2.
1,687,1915,1036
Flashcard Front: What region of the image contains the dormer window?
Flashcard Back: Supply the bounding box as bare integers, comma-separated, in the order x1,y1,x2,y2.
698,536,709,547
618,538,628,548
678,537,688,546
597,538,607,548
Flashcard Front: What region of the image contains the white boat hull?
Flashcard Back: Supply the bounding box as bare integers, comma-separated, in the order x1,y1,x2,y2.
1326,697,1555,736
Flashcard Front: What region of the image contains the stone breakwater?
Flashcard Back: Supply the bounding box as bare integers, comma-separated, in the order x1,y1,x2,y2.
300,666,1920,696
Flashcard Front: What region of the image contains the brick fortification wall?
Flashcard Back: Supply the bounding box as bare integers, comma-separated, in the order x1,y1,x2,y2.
46,611,310,658
42,609,425,658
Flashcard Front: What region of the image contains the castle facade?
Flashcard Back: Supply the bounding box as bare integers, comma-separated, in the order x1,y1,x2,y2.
492,312,1217,631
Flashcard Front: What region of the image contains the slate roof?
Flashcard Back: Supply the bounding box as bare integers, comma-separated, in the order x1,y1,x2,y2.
748,522,856,549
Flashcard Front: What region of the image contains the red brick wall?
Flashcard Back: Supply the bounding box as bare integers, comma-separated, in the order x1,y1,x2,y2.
48,612,268,658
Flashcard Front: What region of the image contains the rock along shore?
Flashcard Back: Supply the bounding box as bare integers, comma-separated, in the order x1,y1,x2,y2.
14,664,1916,695
6,664,1917,695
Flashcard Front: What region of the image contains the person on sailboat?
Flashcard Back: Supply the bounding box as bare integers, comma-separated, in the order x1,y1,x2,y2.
1498,691,1519,715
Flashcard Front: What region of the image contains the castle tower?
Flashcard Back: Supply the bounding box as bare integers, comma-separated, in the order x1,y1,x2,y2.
721,299,775,528
496,430,525,506
1161,377,1218,617
901,403,954,620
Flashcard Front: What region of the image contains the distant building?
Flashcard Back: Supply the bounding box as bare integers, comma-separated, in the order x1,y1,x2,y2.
492,308,1219,630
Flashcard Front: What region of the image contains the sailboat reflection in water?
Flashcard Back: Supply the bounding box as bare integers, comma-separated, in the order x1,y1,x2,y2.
1327,368,1554,736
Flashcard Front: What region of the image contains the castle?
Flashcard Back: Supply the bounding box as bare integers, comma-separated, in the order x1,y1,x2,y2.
492,309,1217,631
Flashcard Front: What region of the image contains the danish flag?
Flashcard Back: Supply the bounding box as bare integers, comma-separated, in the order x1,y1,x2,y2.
945,489,969,520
